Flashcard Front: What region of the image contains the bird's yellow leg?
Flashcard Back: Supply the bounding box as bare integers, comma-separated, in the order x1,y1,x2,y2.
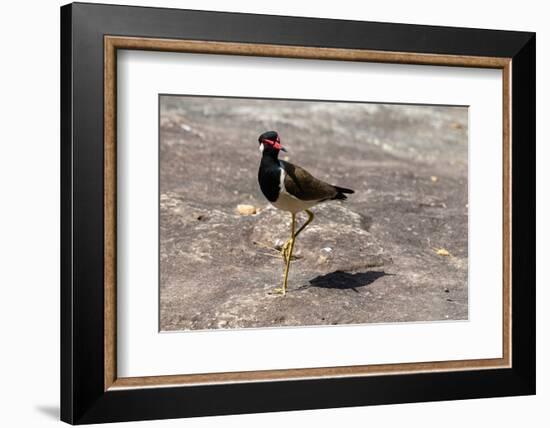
281,238,293,263
280,213,295,262
280,210,314,261
274,213,296,295
294,210,314,240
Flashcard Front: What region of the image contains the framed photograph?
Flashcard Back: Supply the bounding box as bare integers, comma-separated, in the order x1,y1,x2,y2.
60,2,535,424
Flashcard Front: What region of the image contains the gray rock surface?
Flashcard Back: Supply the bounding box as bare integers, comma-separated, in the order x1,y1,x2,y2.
159,96,468,331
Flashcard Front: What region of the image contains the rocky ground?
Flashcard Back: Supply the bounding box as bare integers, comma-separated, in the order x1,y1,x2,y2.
159,96,468,331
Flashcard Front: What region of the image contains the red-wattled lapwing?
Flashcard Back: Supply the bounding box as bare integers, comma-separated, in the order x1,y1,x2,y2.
257,131,354,295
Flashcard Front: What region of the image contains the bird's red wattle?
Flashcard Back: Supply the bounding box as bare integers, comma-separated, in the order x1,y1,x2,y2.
262,138,283,151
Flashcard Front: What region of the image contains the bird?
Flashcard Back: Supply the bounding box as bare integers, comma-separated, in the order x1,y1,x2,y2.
257,131,354,295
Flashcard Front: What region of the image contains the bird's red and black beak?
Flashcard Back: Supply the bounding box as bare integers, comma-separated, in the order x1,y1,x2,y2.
261,137,287,152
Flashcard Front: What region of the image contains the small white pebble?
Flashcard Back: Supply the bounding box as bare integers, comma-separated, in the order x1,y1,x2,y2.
180,124,192,131
322,247,332,253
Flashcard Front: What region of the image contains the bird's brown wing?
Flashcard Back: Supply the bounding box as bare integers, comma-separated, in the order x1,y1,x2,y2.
280,160,338,201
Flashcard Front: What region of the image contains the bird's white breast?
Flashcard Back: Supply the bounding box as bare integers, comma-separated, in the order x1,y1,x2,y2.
271,167,319,213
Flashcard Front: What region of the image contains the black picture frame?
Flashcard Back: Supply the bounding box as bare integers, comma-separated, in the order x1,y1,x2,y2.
61,2,535,424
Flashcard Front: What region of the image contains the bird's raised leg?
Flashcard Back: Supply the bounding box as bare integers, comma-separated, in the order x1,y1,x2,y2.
280,210,315,262
294,209,315,240
274,213,296,295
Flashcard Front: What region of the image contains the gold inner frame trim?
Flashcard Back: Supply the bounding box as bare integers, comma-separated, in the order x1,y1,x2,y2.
104,35,512,391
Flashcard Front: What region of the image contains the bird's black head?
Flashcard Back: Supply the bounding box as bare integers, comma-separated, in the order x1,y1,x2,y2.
258,131,287,154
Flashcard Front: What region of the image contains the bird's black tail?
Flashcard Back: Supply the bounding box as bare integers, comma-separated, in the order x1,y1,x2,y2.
332,186,355,200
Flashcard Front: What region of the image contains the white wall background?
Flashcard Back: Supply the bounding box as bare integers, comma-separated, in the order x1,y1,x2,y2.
0,1,546,427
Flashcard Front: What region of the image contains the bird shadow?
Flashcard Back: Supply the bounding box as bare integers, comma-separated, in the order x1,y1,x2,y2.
302,270,390,293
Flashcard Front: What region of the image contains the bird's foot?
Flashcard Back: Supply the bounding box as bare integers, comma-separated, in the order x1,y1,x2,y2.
280,239,294,262
272,287,287,296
